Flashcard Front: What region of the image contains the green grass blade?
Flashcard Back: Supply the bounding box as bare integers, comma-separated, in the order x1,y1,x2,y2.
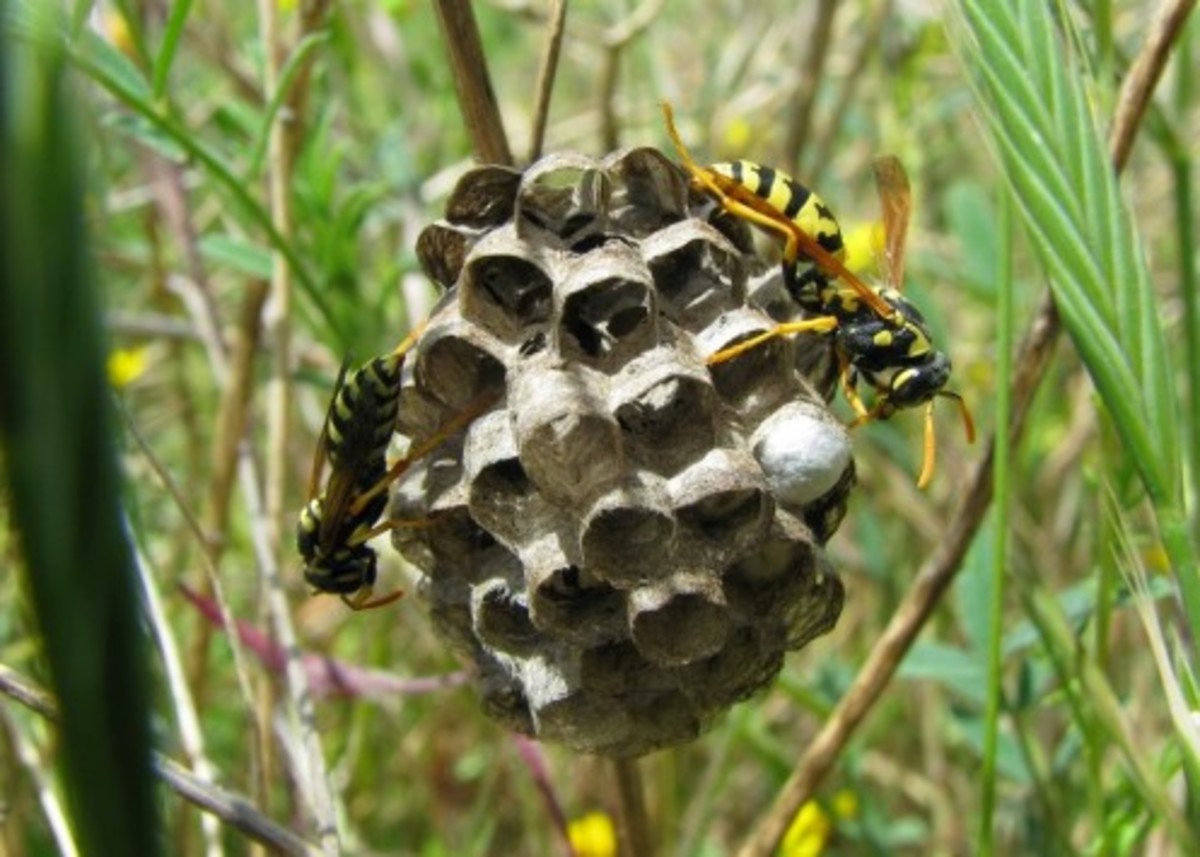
247,30,331,181
951,0,1180,508
64,28,343,344
151,0,193,100
0,12,160,854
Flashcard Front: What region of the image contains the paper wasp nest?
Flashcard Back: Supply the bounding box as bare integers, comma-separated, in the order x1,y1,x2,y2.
393,149,853,757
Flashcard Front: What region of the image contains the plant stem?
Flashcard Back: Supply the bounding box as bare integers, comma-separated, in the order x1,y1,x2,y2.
612,757,654,856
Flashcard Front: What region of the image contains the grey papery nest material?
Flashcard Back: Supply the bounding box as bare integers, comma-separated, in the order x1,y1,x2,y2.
391,147,854,757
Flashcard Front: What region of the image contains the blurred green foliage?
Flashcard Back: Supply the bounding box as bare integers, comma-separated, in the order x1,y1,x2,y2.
0,1,1196,854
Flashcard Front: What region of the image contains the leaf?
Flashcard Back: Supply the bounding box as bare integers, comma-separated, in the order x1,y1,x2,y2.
199,234,273,280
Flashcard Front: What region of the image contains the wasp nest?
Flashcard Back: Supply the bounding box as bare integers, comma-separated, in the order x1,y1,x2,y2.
393,148,853,757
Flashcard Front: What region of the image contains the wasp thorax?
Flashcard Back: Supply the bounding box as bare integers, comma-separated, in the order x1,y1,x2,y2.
395,149,853,757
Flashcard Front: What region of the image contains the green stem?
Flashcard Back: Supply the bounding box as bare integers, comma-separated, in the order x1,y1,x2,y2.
979,185,1014,854
65,38,341,341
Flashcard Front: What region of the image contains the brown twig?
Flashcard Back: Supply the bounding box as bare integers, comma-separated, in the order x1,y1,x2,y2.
595,0,666,152
255,1,341,852
612,757,654,856
528,0,569,161
806,0,894,174
736,0,1194,852
434,0,514,165
207,280,269,553
784,0,838,166
0,664,319,856
1109,0,1197,172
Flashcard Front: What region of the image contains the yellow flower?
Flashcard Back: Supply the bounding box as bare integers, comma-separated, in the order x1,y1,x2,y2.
831,788,859,820
107,346,149,389
780,800,832,857
568,811,617,857
721,115,754,155
99,9,136,59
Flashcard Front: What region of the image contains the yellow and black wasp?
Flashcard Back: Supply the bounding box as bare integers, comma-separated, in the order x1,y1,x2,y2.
298,325,492,610
662,103,975,488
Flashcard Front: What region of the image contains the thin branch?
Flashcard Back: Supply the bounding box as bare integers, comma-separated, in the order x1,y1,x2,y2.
595,0,666,152
806,0,894,173
133,538,225,857
208,280,269,554
256,0,340,852
1109,0,1198,172
736,0,1194,851
528,0,569,161
611,757,653,857
0,664,319,856
784,0,838,166
434,0,514,164
0,703,80,856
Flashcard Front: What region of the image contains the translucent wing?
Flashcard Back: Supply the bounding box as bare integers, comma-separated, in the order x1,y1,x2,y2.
873,155,912,291
306,358,352,501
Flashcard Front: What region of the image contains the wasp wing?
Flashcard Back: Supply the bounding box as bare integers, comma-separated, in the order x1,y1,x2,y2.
872,155,912,292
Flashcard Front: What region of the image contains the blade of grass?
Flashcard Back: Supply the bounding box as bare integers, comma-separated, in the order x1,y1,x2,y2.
246,31,331,181
63,29,342,343
0,10,159,854
955,0,1199,638
151,0,193,100
979,187,1014,855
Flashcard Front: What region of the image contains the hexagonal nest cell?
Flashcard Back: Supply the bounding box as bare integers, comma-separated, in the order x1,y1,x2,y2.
392,148,854,758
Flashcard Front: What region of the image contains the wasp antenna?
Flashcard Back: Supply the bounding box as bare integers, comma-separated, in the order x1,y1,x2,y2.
940,390,976,445
916,400,937,490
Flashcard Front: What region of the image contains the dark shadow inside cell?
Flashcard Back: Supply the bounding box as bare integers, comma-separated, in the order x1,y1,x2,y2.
418,335,507,409
570,233,635,255
481,456,531,496
468,254,553,329
469,455,548,549
519,331,547,358
677,487,766,542
645,233,742,330
475,578,541,654
518,166,607,241
615,376,715,476
540,564,582,602
445,165,522,227
560,280,651,359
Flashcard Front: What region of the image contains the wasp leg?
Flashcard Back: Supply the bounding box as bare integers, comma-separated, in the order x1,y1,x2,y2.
348,391,500,517
916,400,938,490
837,352,874,422
707,316,838,365
940,390,977,445
353,515,443,544
342,587,406,611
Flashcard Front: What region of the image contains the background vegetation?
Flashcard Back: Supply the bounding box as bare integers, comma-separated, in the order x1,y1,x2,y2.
2,0,1198,854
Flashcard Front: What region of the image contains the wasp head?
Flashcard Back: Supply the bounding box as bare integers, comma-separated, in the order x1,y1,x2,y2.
885,350,952,411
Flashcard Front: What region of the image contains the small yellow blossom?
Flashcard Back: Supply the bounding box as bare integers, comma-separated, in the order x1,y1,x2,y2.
107,346,149,389
1140,543,1170,575
780,800,832,857
831,788,859,820
721,116,754,155
568,811,617,857
100,9,136,59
